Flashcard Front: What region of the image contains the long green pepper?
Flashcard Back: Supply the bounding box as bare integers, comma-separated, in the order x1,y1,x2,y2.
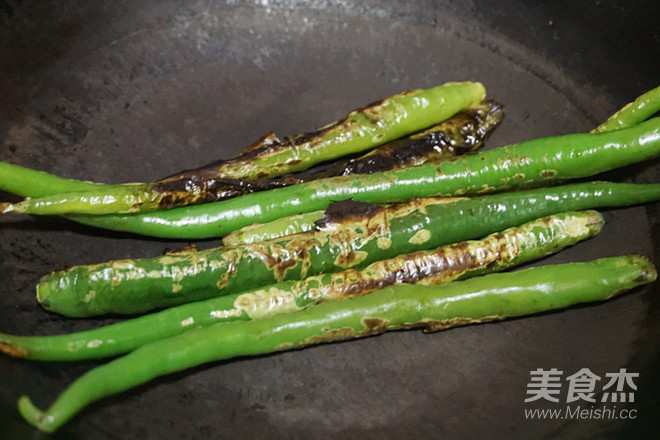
51,117,660,239
36,182,660,317
17,256,657,433
0,210,602,361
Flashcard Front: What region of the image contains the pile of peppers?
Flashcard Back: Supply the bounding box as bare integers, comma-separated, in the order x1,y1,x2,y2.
0,81,659,433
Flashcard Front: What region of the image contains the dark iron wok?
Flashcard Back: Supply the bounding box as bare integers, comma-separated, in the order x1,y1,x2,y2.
0,1,658,438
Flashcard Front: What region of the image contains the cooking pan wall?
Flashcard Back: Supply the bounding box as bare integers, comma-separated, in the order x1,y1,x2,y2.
0,1,658,439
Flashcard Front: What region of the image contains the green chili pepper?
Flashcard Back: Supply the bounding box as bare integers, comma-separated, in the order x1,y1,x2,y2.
36,182,660,317
41,117,660,238
0,210,602,361
0,82,486,215
17,255,657,433
592,85,660,133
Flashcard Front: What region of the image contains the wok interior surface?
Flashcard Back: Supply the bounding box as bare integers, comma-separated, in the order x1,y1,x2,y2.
0,1,658,438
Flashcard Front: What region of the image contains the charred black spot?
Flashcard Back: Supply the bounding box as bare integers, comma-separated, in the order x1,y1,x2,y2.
277,258,297,272
159,194,174,209
294,248,310,261
315,200,385,229
153,178,191,194
362,317,388,334
153,174,284,208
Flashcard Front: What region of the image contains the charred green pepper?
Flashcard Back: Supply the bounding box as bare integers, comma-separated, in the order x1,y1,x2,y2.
17,255,657,433
0,210,601,360
36,182,660,316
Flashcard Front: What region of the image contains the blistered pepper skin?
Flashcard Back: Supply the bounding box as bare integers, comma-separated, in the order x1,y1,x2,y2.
17,256,657,433
0,210,601,360
36,182,660,317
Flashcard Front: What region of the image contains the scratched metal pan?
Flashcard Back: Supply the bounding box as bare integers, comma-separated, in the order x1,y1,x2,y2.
0,1,658,439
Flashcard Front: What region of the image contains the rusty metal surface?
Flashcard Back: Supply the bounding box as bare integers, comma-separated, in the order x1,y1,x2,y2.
0,1,658,438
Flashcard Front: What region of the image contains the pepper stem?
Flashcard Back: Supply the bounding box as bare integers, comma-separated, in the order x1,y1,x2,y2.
18,396,55,433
